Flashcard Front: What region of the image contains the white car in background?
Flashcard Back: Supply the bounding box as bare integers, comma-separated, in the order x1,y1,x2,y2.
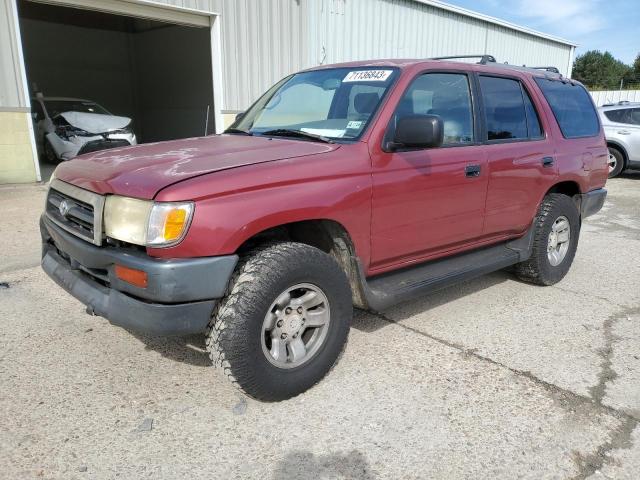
32,93,137,163
598,101,640,178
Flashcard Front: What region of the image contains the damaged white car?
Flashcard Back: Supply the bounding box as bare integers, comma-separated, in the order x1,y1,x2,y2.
32,93,137,163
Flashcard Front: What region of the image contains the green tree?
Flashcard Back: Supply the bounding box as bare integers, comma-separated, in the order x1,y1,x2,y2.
572,50,632,90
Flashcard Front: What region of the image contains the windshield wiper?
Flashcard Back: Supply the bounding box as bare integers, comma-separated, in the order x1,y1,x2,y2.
260,129,334,144
224,127,253,135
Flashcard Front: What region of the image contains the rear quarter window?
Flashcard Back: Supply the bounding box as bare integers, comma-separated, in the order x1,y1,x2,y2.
534,78,600,138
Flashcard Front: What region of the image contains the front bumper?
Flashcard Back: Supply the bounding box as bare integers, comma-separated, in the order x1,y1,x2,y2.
579,188,607,218
41,215,238,336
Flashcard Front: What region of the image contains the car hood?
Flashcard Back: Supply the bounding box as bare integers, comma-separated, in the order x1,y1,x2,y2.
54,134,340,199
59,111,131,134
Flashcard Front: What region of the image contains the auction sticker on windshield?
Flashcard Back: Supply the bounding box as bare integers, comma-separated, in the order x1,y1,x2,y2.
343,70,393,82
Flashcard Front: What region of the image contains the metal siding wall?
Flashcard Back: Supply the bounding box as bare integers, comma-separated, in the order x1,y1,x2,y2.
485,26,572,75
212,0,309,112
0,0,27,108
141,0,218,13
308,0,573,75
590,90,640,107
0,0,576,111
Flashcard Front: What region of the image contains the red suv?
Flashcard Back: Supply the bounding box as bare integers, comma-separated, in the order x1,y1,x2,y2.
42,56,608,401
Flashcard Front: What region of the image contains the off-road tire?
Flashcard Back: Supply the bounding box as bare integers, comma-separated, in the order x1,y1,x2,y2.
514,194,580,286
607,146,624,178
206,242,352,401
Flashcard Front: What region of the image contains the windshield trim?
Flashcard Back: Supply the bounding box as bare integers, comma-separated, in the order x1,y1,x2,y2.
227,67,401,144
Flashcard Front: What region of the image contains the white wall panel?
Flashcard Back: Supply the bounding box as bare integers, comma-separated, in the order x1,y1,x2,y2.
211,0,309,112
485,25,573,76
2,0,575,112
0,0,28,108
590,90,640,107
307,0,574,79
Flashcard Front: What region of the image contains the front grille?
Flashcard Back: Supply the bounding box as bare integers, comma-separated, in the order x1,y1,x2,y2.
46,180,105,246
77,139,131,156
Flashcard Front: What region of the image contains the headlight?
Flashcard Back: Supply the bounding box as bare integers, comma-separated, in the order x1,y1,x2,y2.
104,196,194,247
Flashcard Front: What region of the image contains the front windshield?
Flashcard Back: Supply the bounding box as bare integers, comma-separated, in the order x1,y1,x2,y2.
45,100,110,117
232,67,399,140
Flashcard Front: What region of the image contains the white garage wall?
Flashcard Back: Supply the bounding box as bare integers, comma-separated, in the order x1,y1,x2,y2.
210,0,310,112
307,0,574,79
0,0,27,109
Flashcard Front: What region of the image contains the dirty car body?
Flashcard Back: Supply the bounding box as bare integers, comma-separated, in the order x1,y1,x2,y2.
41,58,609,400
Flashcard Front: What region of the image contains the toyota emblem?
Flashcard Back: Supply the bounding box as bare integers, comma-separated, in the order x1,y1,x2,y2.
59,199,71,217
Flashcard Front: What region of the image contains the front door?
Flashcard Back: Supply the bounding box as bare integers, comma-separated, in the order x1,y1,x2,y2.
369,72,488,272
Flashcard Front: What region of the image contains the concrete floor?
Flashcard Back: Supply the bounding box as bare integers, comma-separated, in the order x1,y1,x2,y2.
1,173,639,479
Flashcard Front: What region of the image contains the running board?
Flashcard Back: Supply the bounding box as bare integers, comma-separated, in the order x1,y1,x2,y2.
360,228,533,312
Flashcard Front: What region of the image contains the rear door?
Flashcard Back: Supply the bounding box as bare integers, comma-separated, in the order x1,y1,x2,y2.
627,108,640,161
606,108,640,161
478,74,557,237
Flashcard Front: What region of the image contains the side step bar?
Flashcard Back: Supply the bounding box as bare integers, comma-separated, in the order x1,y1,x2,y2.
359,228,534,312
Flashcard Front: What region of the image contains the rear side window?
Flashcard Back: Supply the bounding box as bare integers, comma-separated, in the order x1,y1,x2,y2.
479,76,542,141
604,108,640,126
534,78,599,138
604,109,631,123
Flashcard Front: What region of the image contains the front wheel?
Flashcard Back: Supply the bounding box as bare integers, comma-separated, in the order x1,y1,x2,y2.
206,242,352,401
515,194,580,286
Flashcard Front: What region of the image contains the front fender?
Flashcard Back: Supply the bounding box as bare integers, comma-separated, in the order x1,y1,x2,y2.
148,144,373,266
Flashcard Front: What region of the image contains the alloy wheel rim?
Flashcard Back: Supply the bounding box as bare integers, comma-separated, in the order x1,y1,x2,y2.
608,153,617,173
547,215,571,266
261,283,331,369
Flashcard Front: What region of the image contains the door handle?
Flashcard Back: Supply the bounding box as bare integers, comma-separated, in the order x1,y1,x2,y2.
542,157,554,168
465,164,481,177
618,130,631,135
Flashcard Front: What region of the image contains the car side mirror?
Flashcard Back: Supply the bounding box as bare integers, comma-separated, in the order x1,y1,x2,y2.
235,111,245,122
388,114,444,151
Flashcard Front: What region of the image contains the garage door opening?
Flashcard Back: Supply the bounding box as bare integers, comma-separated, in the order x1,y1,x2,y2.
18,0,216,180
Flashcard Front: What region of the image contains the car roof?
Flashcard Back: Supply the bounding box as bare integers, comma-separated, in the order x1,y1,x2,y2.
304,58,564,81
599,102,640,110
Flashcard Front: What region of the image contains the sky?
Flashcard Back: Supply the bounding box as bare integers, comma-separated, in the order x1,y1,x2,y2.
445,0,639,65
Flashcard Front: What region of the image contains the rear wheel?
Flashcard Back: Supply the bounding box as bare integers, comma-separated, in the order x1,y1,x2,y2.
607,147,624,178
206,242,352,401
515,194,580,286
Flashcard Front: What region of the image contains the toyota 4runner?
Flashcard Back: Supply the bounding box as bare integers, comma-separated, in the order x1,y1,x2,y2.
41,56,608,401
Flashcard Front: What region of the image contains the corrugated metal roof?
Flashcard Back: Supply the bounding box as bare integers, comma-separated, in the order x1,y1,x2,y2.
413,0,577,47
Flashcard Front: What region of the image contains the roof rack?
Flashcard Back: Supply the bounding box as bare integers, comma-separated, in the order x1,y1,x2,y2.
430,54,497,65
484,62,564,78
529,66,561,74
430,54,564,78
602,101,640,107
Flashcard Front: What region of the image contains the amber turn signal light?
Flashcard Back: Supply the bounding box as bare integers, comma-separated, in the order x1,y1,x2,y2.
114,264,148,288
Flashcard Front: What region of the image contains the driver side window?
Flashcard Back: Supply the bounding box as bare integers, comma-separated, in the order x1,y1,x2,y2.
253,83,334,128
394,73,474,145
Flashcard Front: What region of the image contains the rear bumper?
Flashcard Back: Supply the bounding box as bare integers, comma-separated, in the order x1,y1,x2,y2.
41,215,238,336
579,188,607,218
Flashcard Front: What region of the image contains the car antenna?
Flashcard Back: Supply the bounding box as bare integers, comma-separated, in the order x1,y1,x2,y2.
204,104,210,136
